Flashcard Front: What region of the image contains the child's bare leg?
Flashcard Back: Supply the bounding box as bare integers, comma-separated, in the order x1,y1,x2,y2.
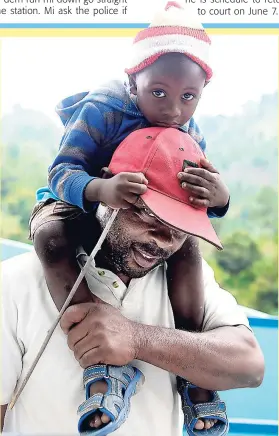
33,220,111,429
167,235,204,331
167,236,217,430
34,220,93,310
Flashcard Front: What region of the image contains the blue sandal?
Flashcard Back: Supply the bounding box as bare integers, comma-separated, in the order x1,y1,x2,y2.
77,364,144,436
177,377,229,435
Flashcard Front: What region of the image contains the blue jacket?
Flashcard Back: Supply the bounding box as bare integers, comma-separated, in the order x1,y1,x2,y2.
37,80,228,218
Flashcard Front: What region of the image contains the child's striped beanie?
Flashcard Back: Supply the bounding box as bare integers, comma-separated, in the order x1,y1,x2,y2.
125,1,212,81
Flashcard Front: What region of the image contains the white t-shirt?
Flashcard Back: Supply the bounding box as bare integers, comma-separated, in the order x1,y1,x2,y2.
1,251,250,436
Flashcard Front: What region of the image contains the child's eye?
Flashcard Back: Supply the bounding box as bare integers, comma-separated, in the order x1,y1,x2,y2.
152,90,166,98
182,93,194,101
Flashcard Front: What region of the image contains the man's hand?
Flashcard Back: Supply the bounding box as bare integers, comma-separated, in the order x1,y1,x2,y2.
177,157,229,209
85,172,148,209
60,305,264,391
60,302,138,368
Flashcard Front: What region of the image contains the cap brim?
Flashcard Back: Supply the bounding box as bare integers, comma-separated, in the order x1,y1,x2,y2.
141,189,223,250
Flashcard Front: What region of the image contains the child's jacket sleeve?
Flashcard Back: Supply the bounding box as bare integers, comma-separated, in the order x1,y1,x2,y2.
48,101,110,212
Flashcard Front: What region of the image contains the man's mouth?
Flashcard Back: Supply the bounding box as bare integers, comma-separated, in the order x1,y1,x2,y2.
131,247,160,268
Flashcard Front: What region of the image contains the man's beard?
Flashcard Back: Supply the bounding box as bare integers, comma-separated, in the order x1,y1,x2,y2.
95,204,173,278
101,239,171,279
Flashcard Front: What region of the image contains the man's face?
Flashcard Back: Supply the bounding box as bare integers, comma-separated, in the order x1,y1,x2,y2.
130,53,206,128
97,203,187,279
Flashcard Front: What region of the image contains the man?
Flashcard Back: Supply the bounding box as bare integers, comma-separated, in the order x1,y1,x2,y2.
1,128,264,436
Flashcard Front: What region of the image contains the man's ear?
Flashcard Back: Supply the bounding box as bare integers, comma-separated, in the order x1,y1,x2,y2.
128,75,137,95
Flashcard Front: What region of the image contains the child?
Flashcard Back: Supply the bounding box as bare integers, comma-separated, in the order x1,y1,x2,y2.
30,2,230,435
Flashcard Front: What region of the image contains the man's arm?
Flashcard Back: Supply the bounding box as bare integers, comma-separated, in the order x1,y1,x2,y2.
1,260,24,423
62,303,264,392
134,323,264,391
136,260,264,390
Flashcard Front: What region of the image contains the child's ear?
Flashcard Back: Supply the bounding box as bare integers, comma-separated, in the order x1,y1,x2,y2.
128,75,137,95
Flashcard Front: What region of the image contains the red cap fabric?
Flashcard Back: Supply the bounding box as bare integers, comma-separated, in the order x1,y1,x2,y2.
109,127,222,250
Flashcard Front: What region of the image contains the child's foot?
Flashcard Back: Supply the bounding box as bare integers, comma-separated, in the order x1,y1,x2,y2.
88,384,218,430
189,387,218,430
87,385,217,430
177,377,228,435
88,380,111,429
78,364,144,435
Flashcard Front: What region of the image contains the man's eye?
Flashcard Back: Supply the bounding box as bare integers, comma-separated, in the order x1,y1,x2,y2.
134,207,155,220
143,207,155,218
152,90,166,98
182,93,194,101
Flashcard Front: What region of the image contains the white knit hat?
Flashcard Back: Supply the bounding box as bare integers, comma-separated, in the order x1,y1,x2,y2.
125,1,212,81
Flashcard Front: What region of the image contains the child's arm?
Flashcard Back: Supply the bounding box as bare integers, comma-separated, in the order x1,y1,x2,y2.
48,101,117,211
84,172,148,209
186,118,230,217
49,99,149,210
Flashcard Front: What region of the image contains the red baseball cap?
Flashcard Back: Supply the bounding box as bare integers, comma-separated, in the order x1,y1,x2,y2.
109,127,222,250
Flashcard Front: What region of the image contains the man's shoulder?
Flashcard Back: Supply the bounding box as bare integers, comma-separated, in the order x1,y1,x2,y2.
201,258,233,297
2,250,38,269
1,252,45,299
201,258,214,280
201,258,233,296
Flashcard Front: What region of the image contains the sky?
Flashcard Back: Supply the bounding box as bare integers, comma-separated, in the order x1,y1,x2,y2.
1,35,278,125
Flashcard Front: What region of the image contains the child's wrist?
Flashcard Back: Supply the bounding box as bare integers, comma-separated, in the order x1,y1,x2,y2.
217,193,230,208
211,195,230,210
84,178,106,203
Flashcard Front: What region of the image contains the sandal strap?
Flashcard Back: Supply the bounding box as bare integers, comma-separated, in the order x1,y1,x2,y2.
77,392,124,422
192,401,227,418
183,401,227,423
77,394,103,418
83,364,136,390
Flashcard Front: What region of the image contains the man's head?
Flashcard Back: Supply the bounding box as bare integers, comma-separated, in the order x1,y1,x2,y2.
125,1,212,126
96,201,187,279
129,53,206,127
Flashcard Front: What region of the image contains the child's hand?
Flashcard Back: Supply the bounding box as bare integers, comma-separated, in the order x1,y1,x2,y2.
98,172,148,209
177,157,229,209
